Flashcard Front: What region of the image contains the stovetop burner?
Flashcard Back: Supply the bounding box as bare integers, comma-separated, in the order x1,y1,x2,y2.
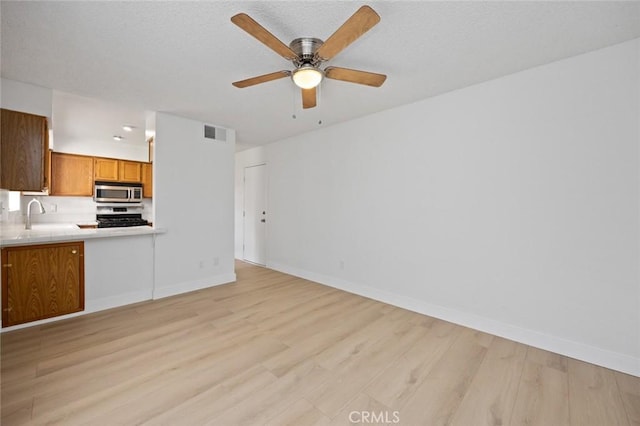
96,213,149,228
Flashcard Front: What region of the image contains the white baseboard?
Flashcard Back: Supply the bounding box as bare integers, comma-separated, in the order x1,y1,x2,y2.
268,261,640,378
0,274,238,332
0,312,87,332
153,272,237,299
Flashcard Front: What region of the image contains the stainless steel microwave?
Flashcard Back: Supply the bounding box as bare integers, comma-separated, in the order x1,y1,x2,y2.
94,181,143,203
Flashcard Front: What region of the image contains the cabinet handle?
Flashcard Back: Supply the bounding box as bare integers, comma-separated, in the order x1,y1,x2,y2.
71,250,77,254
3,307,12,311
2,264,11,268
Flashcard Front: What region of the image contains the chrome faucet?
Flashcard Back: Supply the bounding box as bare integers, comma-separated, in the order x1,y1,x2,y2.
25,198,45,230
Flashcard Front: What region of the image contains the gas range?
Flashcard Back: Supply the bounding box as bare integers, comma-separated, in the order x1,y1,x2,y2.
96,206,149,228
96,214,149,228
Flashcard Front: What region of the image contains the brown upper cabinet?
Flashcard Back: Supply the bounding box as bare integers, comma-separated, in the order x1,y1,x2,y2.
51,153,151,197
94,158,142,183
142,162,152,198
0,108,49,191
50,152,94,196
94,157,119,181
119,160,142,182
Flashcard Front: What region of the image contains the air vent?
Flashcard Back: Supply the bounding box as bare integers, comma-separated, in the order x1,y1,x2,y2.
204,124,227,142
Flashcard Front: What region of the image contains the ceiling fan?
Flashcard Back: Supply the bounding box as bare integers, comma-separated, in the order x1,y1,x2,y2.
230,5,387,109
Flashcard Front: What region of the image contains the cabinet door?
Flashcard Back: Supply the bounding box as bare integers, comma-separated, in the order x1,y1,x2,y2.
50,153,94,196
94,158,119,181
1,242,85,327
141,162,152,198
0,109,48,191
119,160,142,182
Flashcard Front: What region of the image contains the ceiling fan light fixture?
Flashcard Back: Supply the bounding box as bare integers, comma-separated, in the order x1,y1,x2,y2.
231,7,385,108
292,65,323,89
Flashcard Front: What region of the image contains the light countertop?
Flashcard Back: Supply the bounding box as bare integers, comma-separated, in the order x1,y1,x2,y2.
0,223,166,247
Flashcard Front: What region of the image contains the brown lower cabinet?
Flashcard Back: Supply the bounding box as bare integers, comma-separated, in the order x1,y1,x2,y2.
1,242,85,327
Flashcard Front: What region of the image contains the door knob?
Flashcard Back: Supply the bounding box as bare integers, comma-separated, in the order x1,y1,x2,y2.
261,219,266,223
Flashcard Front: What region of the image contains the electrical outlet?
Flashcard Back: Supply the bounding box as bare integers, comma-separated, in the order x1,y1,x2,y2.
213,257,219,266
339,260,345,270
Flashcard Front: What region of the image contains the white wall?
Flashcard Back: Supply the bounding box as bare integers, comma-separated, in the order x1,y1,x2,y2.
234,146,267,259
50,90,149,162
84,235,154,312
53,139,148,162
1,78,52,118
154,113,236,298
264,39,640,376
0,79,149,160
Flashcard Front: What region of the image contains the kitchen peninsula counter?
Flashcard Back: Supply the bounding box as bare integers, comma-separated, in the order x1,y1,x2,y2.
1,223,164,331
0,223,166,247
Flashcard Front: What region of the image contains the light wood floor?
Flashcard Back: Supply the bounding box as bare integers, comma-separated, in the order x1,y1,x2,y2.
2,261,639,425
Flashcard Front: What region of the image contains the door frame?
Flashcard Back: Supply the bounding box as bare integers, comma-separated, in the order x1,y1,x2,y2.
242,163,267,265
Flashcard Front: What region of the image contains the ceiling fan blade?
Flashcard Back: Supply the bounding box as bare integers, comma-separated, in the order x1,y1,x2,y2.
315,5,380,61
324,67,386,87
302,87,317,109
232,71,291,88
231,13,298,60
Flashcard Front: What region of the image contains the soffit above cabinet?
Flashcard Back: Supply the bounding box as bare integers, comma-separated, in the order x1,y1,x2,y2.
51,91,150,160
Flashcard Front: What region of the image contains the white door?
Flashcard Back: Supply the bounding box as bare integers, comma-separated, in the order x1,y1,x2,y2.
243,164,267,265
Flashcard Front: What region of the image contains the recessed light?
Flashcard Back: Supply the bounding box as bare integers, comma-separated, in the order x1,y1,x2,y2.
122,125,134,132
113,135,124,141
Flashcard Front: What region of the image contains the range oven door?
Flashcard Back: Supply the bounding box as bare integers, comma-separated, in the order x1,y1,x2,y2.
94,181,143,203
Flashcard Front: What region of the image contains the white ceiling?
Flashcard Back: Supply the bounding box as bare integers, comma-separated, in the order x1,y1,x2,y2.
2,1,639,151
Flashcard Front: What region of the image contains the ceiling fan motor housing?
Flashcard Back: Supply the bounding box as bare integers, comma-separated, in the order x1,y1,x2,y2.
290,37,324,67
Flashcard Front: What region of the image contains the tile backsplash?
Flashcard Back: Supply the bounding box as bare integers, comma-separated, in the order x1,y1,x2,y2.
17,195,153,225
22,195,96,224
